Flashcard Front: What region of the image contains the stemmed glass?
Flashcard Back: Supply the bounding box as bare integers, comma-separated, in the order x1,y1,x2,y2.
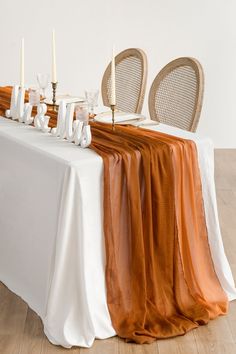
85,89,99,119
37,73,50,100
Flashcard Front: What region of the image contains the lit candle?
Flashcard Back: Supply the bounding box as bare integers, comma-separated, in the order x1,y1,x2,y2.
20,38,24,88
110,45,116,106
52,29,57,83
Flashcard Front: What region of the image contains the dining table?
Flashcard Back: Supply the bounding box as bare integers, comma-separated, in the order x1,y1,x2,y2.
0,114,235,348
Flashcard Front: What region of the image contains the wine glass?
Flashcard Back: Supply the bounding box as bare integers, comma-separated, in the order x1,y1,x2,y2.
85,89,99,119
37,73,49,100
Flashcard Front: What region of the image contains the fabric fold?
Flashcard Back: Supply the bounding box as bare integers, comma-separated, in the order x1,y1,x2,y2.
90,122,228,343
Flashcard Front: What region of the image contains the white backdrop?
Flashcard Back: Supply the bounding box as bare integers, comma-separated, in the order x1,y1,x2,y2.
0,0,235,147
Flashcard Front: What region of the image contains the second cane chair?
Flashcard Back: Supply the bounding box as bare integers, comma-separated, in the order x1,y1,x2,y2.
101,48,148,114
148,57,204,132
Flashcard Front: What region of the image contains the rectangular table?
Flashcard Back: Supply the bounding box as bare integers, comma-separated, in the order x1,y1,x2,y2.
0,117,235,348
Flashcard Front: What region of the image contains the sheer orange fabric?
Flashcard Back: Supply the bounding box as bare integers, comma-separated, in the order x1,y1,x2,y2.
90,122,228,343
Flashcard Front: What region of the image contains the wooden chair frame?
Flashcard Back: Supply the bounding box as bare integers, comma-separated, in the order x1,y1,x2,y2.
148,57,204,132
101,48,148,114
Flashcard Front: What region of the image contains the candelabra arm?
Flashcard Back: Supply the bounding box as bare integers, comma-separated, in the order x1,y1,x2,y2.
110,104,116,130
51,82,58,111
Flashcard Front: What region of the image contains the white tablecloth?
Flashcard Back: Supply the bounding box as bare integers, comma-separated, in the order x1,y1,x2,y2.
0,117,235,348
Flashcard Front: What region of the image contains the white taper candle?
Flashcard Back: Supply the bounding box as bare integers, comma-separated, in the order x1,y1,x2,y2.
110,45,116,106
20,38,24,88
52,29,57,83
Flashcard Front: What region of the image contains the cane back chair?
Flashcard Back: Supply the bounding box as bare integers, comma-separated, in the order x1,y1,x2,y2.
101,48,148,114
148,57,204,132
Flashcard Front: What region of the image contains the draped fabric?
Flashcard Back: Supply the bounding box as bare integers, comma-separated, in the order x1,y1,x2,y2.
0,86,14,116
90,122,228,343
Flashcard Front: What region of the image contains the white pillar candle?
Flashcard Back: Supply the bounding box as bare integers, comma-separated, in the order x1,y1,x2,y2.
52,29,57,83
110,45,116,106
20,38,24,88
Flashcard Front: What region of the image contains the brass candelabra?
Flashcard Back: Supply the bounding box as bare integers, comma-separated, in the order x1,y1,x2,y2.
51,81,58,111
110,104,116,130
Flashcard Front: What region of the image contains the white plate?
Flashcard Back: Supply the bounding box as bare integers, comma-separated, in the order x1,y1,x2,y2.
44,95,85,105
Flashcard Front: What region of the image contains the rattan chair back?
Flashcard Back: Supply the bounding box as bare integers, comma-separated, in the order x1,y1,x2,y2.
148,57,204,132
101,48,147,114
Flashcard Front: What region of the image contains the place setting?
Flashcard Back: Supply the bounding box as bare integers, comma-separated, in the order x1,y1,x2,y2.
3,32,157,146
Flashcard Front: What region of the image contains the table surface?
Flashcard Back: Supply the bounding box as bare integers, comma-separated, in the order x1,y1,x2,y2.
0,116,235,348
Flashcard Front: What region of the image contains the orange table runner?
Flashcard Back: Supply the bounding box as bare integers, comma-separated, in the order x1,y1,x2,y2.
90,122,228,343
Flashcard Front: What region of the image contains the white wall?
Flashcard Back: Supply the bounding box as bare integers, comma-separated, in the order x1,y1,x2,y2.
0,0,235,147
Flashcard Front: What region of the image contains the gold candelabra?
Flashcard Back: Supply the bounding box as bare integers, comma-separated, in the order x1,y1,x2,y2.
51,81,58,111
110,104,116,130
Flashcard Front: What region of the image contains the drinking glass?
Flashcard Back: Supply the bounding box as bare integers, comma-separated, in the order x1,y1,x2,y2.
75,102,89,124
85,89,99,119
37,73,50,99
28,87,40,106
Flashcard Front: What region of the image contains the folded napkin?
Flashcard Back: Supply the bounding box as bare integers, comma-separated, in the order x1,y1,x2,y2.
94,110,146,124
132,119,159,127
44,95,85,105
